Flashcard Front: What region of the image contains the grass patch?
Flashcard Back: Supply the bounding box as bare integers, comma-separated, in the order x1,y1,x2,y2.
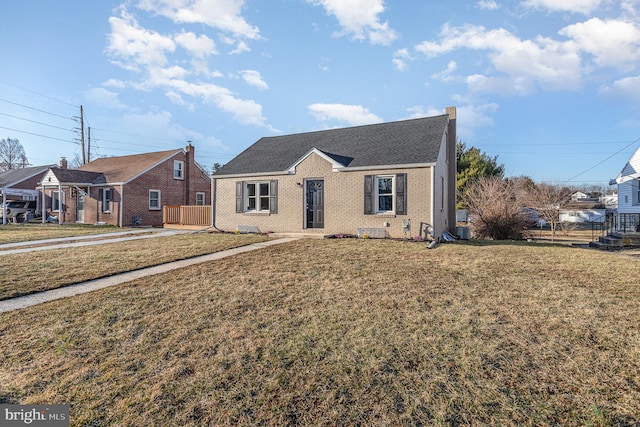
1,239,639,425
0,233,269,300
0,224,129,244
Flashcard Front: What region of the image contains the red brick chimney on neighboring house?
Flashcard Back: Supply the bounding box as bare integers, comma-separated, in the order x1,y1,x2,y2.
60,157,68,169
185,143,193,205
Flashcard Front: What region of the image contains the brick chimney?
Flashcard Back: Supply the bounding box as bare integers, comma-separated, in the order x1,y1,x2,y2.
60,157,68,169
445,106,457,234
185,143,193,205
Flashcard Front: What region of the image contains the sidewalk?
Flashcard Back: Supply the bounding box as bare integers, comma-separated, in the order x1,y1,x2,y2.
0,228,188,255
0,237,299,313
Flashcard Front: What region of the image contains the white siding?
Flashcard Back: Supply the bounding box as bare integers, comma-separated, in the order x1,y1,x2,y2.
618,180,640,214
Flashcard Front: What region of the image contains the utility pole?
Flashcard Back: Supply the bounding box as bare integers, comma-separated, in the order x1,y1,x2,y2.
80,105,86,164
87,126,91,162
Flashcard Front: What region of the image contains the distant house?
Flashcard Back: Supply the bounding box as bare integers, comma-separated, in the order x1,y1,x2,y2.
212,107,457,240
571,191,588,202
612,144,640,232
1,165,55,224
39,145,210,227
559,208,606,223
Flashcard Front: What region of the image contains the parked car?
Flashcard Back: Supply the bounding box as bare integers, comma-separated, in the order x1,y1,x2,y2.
0,200,40,222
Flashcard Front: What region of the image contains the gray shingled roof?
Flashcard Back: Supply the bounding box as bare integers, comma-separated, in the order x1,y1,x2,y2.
214,115,449,176
0,165,55,187
48,168,106,185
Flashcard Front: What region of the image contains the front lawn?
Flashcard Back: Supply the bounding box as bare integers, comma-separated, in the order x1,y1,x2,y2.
0,232,269,300
1,239,639,425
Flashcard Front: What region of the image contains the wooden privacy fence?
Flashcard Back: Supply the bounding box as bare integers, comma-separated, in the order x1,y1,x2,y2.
163,205,211,229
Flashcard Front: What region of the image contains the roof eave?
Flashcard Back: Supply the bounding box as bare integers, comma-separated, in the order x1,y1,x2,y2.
212,162,435,179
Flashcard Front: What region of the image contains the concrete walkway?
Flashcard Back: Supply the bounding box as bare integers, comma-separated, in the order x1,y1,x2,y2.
0,228,190,255
0,237,299,314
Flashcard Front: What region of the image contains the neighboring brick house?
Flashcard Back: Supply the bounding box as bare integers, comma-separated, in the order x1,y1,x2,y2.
1,165,55,224
212,107,457,240
39,144,210,227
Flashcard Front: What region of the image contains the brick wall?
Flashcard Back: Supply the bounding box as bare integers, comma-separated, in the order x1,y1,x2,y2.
214,152,433,238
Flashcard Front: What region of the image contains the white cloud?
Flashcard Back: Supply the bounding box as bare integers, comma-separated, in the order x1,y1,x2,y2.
103,78,127,89
240,70,268,90
414,23,583,94
402,106,444,119
559,18,640,69
456,103,499,132
392,48,412,71
431,60,458,82
523,0,605,14
477,0,499,10
136,0,260,39
308,103,383,126
600,75,640,101
174,31,217,58
308,0,398,45
167,80,269,127
85,88,127,109
106,5,271,129
107,10,176,71
166,90,196,111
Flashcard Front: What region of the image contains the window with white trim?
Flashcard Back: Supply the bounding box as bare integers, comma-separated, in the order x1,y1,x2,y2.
246,182,270,212
102,188,112,213
235,180,278,214
149,190,161,210
375,176,394,213
174,160,184,180
196,192,205,206
364,174,407,216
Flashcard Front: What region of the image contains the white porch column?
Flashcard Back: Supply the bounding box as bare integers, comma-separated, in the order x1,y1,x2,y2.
58,184,63,225
2,192,6,225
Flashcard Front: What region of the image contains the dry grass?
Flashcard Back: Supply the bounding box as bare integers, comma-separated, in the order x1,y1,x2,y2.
0,232,269,300
1,239,639,426
0,224,131,244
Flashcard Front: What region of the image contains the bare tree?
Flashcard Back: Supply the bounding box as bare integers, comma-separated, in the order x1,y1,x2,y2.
464,176,532,240
0,138,29,172
525,182,572,241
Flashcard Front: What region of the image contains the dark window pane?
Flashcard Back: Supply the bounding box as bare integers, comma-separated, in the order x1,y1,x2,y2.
260,197,269,211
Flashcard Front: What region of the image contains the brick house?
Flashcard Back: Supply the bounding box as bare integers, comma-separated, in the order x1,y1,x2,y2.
212,107,457,240
39,144,210,227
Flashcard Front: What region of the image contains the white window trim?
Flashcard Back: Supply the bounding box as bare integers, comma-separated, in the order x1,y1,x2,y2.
374,175,395,214
196,192,205,206
174,160,184,180
102,188,112,213
244,181,270,212
149,189,161,210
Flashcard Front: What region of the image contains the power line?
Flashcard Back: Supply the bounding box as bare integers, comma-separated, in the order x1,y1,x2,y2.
0,97,75,121
0,125,78,144
0,112,76,133
564,137,640,183
0,80,79,108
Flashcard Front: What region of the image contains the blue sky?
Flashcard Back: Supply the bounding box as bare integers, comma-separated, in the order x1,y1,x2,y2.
1,0,639,187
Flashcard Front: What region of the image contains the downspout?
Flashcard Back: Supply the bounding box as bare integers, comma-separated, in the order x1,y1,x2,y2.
209,177,225,232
